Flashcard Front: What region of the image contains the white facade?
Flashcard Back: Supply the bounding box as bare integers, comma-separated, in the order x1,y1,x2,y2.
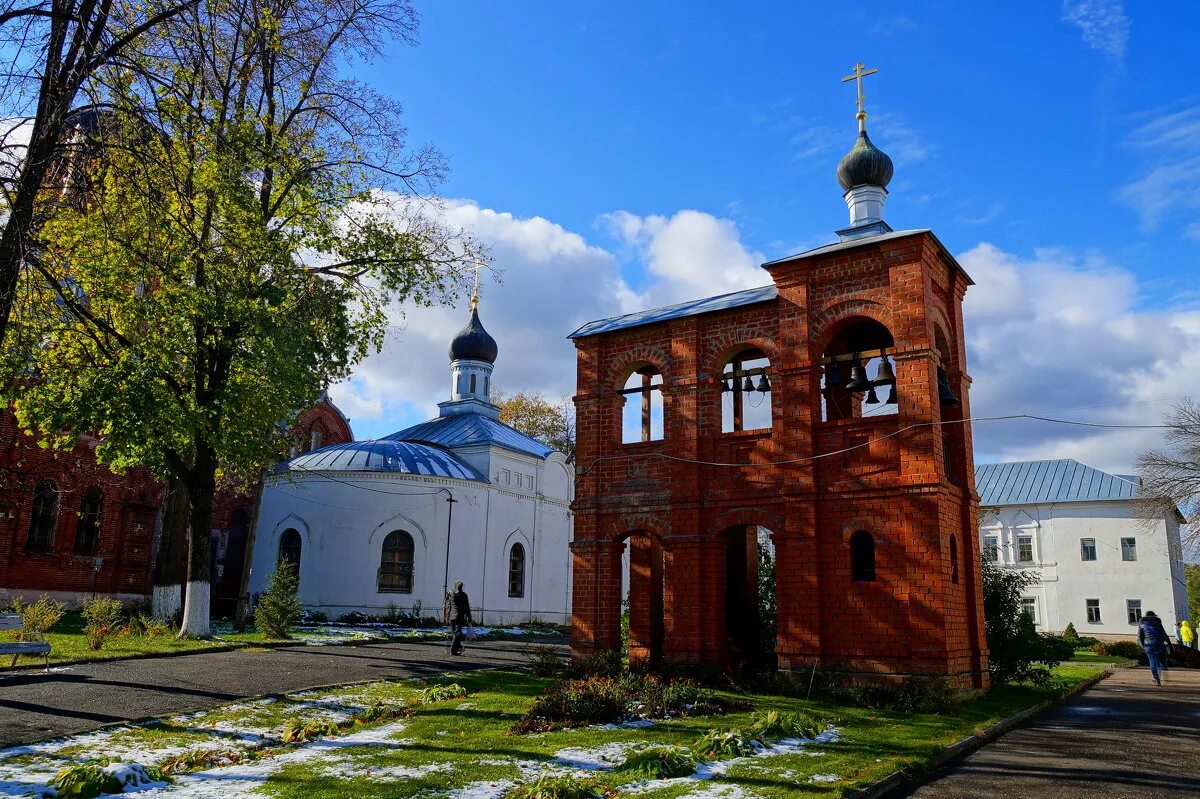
979,498,1188,639
246,301,574,625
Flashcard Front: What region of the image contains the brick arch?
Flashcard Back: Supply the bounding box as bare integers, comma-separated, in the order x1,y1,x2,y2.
811,299,895,352
605,346,672,391
706,335,781,382
705,506,786,538
602,513,670,543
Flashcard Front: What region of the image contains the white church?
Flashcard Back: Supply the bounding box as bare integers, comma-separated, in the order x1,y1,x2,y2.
247,298,574,625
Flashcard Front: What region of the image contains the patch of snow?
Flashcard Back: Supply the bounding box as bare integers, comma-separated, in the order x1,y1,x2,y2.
681,784,759,799
103,762,168,792
809,773,839,783
448,780,515,799
552,741,646,771
594,718,655,730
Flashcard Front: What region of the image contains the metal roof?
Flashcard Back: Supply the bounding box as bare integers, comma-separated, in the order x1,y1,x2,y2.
281,440,485,481
568,284,778,339
975,459,1140,506
760,228,932,266
386,413,554,459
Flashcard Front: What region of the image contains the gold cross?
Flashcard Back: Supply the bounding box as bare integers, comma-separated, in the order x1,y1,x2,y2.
841,62,878,130
470,263,482,311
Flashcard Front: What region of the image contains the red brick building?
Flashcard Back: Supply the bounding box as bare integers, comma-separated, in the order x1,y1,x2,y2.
0,395,352,608
568,105,989,687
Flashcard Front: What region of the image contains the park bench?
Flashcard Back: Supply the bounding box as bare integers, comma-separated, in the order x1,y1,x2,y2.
0,613,51,670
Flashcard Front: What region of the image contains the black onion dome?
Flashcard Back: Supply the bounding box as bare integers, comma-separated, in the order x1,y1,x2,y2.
836,130,894,191
449,306,498,363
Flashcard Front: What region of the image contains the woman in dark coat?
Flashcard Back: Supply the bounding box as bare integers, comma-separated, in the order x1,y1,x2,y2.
449,580,473,656
1137,611,1171,686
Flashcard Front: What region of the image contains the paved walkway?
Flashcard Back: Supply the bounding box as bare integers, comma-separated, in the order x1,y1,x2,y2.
901,666,1200,798
0,638,559,747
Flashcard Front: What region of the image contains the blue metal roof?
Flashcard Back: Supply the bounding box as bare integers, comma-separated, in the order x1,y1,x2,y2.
568,284,778,339
282,440,485,481
386,413,554,459
975,459,1140,506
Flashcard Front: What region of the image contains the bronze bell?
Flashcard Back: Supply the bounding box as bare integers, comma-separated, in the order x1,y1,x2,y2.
937,370,959,405
825,362,844,386
884,385,898,405
874,356,896,384
721,376,731,392
742,374,755,392
756,373,771,393
865,386,880,404
844,359,871,392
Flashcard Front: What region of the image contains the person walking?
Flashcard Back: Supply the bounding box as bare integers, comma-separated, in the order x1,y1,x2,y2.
1138,611,1171,686
1175,621,1184,647
448,581,473,656
1182,619,1196,650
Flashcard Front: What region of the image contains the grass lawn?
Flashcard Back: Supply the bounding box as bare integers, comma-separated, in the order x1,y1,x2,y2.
0,665,1103,798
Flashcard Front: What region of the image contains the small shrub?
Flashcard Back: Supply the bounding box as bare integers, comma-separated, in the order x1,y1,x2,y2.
692,728,760,759
299,608,328,624
159,747,258,774
419,683,468,703
384,602,400,623
505,774,613,799
1074,635,1100,649
280,718,341,743
569,649,623,678
618,746,698,779
526,645,567,678
336,610,370,624
256,562,302,639
10,594,66,638
514,677,626,733
1062,622,1079,644
1094,640,1143,660
355,700,408,724
1040,634,1076,664
81,597,124,651
48,762,121,798
746,710,827,741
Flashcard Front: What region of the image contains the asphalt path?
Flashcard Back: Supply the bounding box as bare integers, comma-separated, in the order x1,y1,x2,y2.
900,665,1200,798
0,638,561,747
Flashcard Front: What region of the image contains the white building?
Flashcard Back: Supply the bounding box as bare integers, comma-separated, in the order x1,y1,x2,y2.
977,459,1189,640
247,299,574,625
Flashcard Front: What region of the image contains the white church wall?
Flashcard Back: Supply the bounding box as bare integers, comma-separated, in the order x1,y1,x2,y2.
979,500,1186,639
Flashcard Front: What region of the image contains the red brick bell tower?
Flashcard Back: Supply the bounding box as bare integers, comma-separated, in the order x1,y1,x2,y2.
568,65,989,688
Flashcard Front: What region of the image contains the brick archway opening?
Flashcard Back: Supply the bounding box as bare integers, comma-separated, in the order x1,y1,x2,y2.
821,317,896,422
620,530,664,667
716,524,769,667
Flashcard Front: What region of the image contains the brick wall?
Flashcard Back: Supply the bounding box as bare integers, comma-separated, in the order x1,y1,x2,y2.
571,231,990,688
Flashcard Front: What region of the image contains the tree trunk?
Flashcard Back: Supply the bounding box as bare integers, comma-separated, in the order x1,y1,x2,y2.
178,457,216,638
233,480,264,632
152,476,189,621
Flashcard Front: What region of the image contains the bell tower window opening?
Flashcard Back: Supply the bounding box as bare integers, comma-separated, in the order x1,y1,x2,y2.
820,319,895,422
721,348,772,433
621,367,664,443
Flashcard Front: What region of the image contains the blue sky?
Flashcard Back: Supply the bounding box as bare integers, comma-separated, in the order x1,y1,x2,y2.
334,1,1200,474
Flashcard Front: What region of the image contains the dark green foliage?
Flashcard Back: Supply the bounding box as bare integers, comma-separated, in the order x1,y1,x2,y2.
512,673,745,733
280,719,341,743
818,675,961,714
570,649,624,678
1039,634,1077,663
419,683,468,703
1093,640,1143,660
48,763,121,798
982,559,1068,685
355,700,408,724
618,746,699,779
1062,622,1078,644
526,645,567,678
256,562,303,639
746,710,828,740
692,728,760,759
757,540,777,656
1073,636,1100,649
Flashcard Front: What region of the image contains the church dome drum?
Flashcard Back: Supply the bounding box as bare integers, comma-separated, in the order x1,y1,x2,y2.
449,307,498,363
836,130,894,191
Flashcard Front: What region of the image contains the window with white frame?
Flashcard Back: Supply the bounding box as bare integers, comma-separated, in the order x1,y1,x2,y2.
1017,534,1034,564
1121,537,1137,561
1086,598,1101,624
1126,599,1142,625
984,536,1000,562
1080,538,1097,561
1020,597,1037,623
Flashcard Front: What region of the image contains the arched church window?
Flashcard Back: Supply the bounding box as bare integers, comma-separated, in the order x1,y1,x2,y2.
26,479,59,552
621,367,663,443
74,486,103,555
278,528,302,569
508,542,526,598
949,534,960,584
470,374,477,394
721,348,772,432
850,530,876,582
379,531,415,593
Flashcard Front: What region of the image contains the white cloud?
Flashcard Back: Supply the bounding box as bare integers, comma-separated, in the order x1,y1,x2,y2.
1061,0,1131,63
869,112,932,165
331,203,766,438
961,243,1200,473
1119,104,1200,233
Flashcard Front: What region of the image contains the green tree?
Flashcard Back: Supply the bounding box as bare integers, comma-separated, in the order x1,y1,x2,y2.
255,561,302,639
1187,563,1199,625
5,0,482,636
494,389,575,461
981,559,1066,685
